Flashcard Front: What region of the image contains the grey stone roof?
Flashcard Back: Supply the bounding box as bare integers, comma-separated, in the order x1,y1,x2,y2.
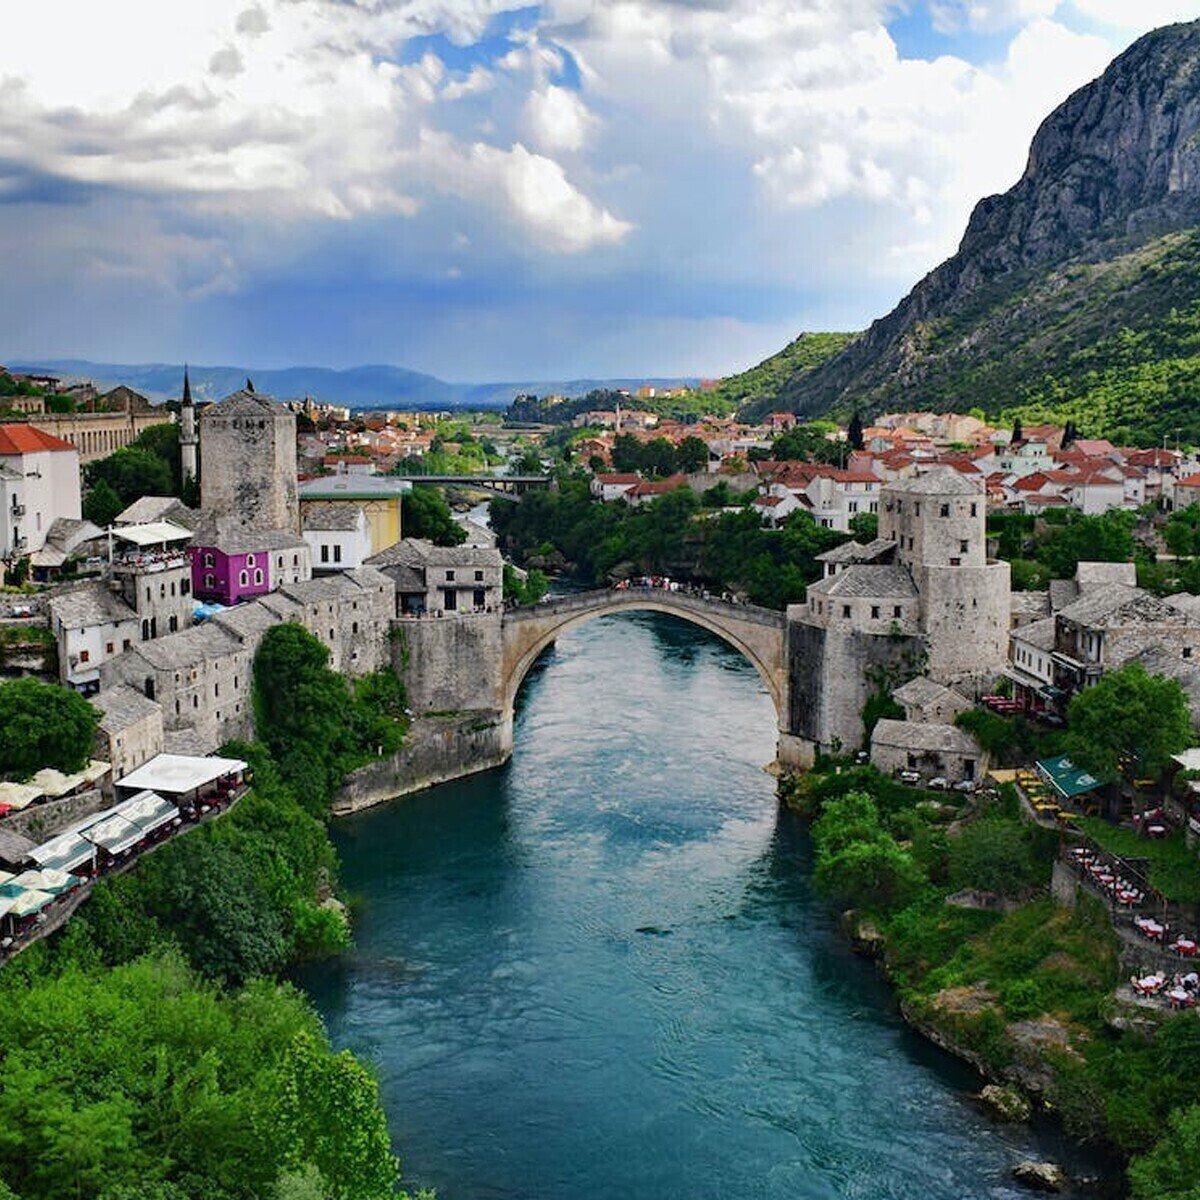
303,504,363,532
49,583,136,630
187,516,305,553
44,517,103,552
816,538,895,565
1057,584,1188,629
211,603,281,642
381,564,426,592
1076,561,1137,590
1010,591,1050,618
872,718,981,756
1168,593,1200,619
91,684,162,735
886,468,983,497
1011,615,1057,651
115,496,199,528
808,564,917,599
129,623,241,671
208,389,285,415
1048,578,1079,612
367,538,500,570
892,676,965,709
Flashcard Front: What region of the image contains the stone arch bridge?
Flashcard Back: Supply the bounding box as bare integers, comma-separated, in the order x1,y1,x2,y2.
501,589,789,722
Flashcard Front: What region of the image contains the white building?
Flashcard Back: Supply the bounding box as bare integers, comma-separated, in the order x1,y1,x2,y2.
49,584,140,694
0,424,82,570
303,505,373,574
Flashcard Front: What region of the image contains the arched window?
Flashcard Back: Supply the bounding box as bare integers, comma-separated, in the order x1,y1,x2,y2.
254,569,263,585
247,554,255,566
204,553,214,568
239,570,249,586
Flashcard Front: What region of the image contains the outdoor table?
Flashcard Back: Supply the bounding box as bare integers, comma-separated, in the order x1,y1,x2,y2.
1169,988,1193,1009
1174,940,1199,957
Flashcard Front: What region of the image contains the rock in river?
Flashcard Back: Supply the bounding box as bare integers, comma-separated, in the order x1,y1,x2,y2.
1012,1160,1069,1193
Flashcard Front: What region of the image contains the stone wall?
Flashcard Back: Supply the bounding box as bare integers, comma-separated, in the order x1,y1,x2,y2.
332,710,511,814
787,612,927,753
395,611,505,713
4,787,109,841
920,560,1011,682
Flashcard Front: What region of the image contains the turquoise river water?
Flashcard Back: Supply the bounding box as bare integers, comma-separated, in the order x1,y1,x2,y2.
301,612,1110,1199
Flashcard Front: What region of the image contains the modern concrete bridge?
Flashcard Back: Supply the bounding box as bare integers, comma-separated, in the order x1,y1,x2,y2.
392,474,551,498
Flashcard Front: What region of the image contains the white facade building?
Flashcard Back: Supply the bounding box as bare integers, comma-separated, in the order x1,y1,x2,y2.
0,424,82,568
303,505,373,574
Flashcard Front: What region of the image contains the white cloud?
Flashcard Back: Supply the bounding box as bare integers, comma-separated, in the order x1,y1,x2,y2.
525,85,597,152
929,0,1057,33
1066,0,1199,28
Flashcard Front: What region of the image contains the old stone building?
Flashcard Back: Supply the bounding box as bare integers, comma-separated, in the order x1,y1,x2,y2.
99,567,395,752
199,387,299,534
368,539,503,616
788,469,1010,758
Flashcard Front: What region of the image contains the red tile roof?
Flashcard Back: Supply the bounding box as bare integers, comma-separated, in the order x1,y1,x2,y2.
0,424,77,454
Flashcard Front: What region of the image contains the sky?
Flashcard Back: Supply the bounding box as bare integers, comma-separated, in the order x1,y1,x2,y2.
0,1,1196,382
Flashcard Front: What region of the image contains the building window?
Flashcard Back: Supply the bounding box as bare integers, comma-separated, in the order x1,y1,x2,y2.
181,579,189,596
254,569,263,585
293,555,298,566
321,544,329,563
474,589,485,608
959,540,969,553
193,695,198,708
123,639,131,651
239,570,248,586
893,606,902,618
169,616,178,633
447,570,456,582
445,590,458,612
914,503,920,517
475,570,484,582
1186,648,1194,659
79,649,90,664
842,604,851,618
205,573,215,587
204,553,214,568
333,544,342,563
329,628,335,640
950,557,961,566
940,504,950,517
105,642,114,655
170,581,176,596
247,554,255,566
970,503,977,517
871,606,879,619
352,621,359,634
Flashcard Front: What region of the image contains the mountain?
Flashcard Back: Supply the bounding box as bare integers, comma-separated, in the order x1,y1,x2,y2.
3,359,698,411
749,19,1200,443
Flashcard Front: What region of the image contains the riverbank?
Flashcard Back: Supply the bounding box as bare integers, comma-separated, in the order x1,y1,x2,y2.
783,763,1200,1197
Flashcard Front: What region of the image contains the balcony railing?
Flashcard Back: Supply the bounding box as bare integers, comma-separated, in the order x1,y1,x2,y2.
111,550,190,574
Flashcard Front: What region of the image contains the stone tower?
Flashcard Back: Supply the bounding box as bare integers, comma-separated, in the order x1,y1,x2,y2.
879,470,1010,682
199,385,299,533
179,367,198,487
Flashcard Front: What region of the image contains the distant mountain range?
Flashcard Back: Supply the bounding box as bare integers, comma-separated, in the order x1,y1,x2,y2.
2,359,699,412
735,18,1200,444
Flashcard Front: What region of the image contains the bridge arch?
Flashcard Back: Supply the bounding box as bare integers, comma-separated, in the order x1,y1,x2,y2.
500,591,788,725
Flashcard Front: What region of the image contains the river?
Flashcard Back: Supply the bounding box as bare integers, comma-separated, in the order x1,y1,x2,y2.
302,612,1106,1200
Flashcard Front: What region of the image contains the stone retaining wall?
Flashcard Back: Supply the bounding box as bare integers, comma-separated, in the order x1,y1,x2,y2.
332,710,511,815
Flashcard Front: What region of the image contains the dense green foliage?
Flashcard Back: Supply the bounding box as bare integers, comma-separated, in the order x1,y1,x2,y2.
706,332,854,418
987,508,1141,590
502,564,549,606
490,474,846,607
611,433,709,475
253,625,406,812
401,486,467,546
0,954,401,1200
0,677,98,780
84,445,173,506
1065,662,1192,789
1079,818,1200,906
81,477,124,527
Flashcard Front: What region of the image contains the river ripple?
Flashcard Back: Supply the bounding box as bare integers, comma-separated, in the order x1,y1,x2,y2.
301,613,1108,1200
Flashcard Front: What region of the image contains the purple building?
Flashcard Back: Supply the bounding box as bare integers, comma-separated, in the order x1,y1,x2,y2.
189,529,313,606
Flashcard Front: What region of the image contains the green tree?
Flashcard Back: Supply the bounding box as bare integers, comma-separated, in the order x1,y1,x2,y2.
82,478,124,527
848,512,878,541
1066,662,1192,789
401,487,467,546
1037,510,1135,579
675,436,709,473
85,446,173,505
1130,1102,1200,1200
947,817,1054,897
0,678,98,780
130,423,182,493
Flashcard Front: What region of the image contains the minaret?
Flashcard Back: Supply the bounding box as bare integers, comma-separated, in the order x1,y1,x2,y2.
179,366,198,487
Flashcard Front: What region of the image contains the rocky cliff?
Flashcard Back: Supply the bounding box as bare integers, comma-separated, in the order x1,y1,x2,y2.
766,19,1200,425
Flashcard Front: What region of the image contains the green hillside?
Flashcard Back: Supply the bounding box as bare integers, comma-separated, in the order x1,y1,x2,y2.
710,331,854,413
